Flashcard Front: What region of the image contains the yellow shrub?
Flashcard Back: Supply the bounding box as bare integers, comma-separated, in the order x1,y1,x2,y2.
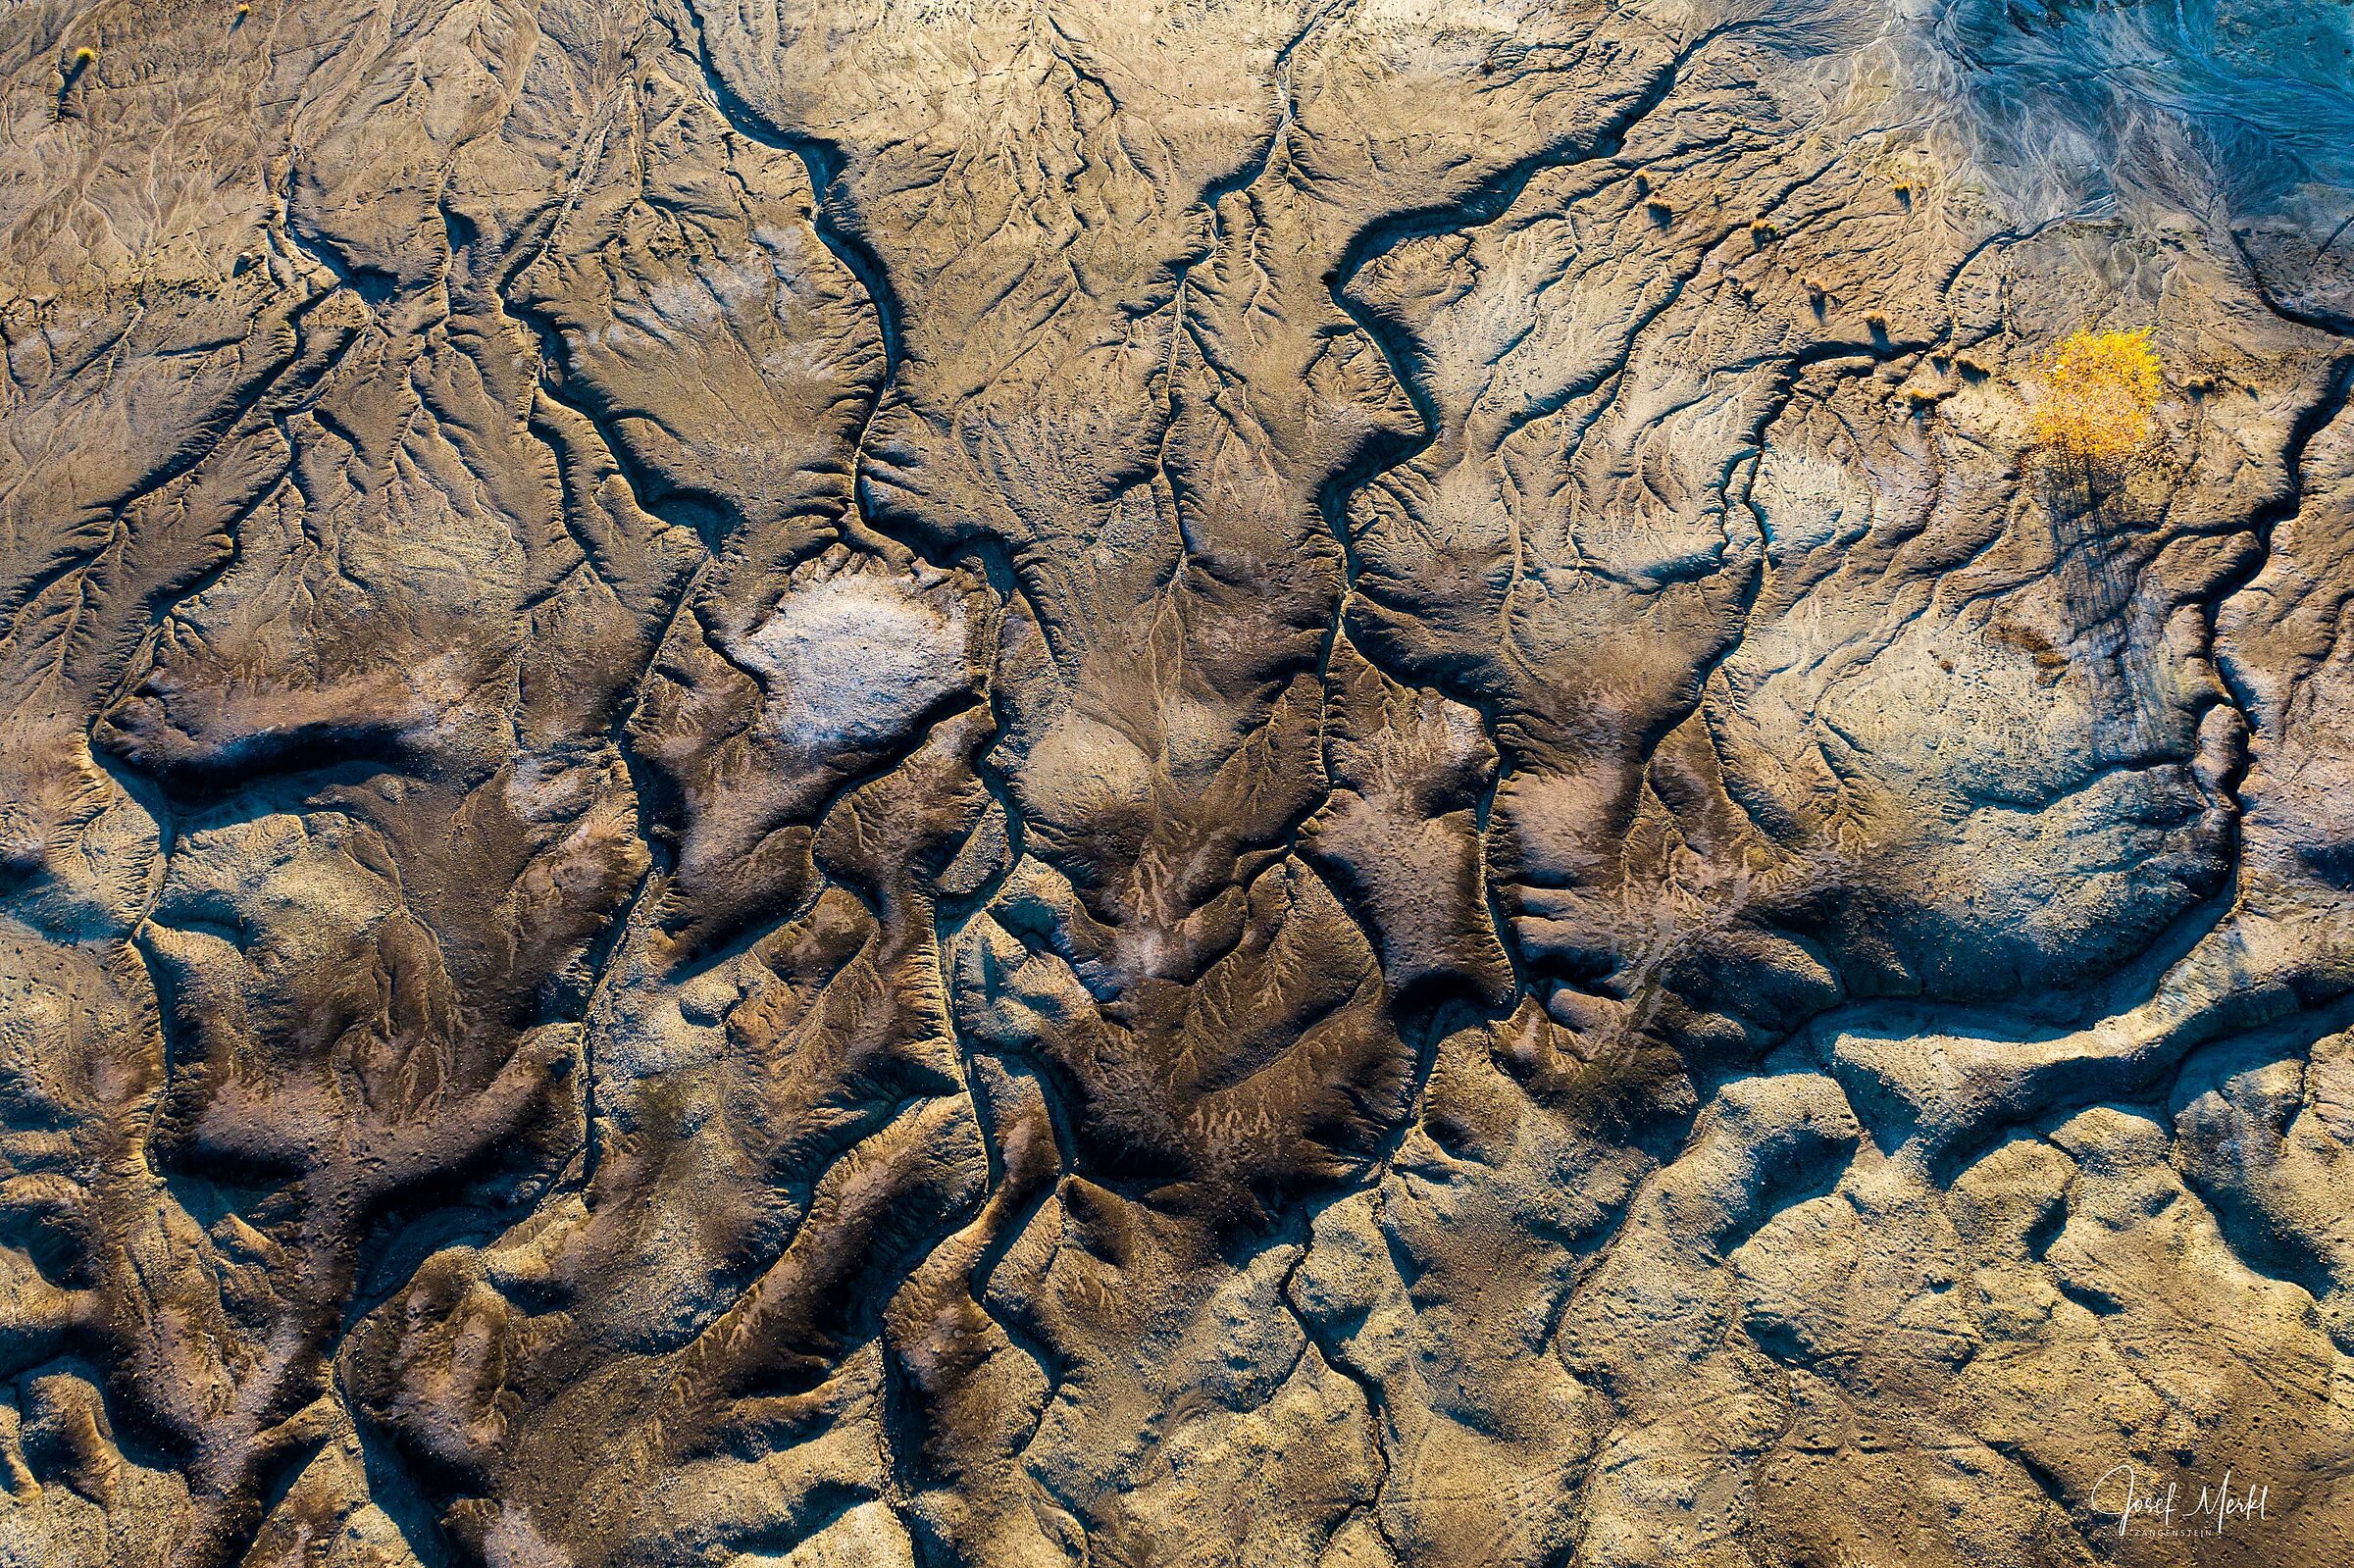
2032,328,2161,461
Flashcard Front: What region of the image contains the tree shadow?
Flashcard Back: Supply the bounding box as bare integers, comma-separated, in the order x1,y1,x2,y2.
2036,448,2167,757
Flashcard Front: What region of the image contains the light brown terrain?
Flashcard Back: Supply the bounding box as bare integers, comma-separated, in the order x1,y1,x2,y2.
1,1,2352,1564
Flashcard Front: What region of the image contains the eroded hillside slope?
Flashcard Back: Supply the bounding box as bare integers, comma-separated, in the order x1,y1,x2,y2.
2,0,2352,1564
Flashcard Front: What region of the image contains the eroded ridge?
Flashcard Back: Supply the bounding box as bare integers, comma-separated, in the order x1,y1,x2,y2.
1,1,2351,1564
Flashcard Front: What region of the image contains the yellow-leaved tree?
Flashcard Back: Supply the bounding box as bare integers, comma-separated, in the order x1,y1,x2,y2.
2031,327,2162,462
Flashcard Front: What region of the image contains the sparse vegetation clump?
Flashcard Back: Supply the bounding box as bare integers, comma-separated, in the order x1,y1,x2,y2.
2029,327,2160,462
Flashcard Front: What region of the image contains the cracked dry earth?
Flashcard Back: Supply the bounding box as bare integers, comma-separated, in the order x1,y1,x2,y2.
5,1,2354,1566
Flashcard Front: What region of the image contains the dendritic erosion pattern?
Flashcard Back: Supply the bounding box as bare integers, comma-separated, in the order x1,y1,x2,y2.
2,1,2353,1565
